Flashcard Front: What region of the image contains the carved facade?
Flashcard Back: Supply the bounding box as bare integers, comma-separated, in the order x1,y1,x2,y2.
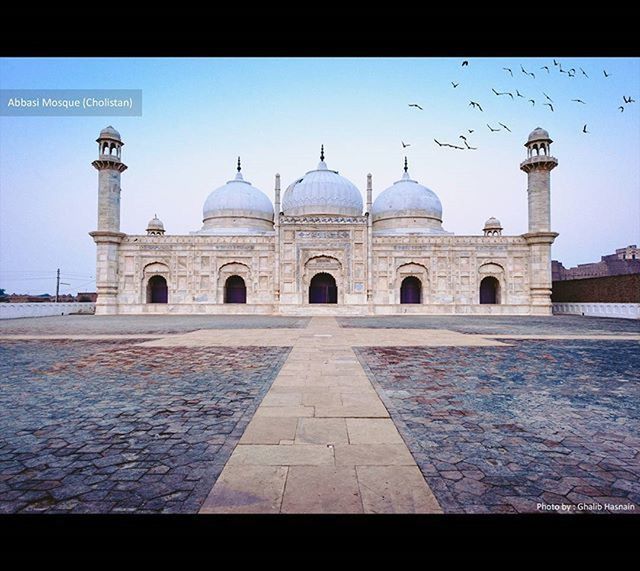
90,127,558,316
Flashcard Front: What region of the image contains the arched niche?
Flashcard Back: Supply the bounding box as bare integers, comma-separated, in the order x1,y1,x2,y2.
302,255,343,304
478,262,506,304
394,262,429,304
141,261,170,304
218,262,251,304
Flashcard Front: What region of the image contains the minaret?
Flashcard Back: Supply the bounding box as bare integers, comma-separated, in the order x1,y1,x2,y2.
274,172,281,302
520,127,559,315
89,126,127,315
366,172,373,302
274,173,281,214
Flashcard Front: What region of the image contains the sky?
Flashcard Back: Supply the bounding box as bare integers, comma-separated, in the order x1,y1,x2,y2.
0,57,638,295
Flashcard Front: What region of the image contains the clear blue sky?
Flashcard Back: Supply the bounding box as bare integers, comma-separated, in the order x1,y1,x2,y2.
1,57,638,294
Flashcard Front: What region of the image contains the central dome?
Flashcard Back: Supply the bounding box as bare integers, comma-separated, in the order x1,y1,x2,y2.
282,147,363,217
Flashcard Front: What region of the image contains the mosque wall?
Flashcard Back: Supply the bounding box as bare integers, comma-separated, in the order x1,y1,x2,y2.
370,235,532,312
115,234,277,313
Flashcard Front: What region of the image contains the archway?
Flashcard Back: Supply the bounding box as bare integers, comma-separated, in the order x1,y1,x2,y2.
224,275,247,303
400,276,422,304
309,272,337,304
479,276,499,304
147,275,168,303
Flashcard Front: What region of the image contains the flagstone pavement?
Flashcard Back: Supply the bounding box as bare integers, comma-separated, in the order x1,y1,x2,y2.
0,315,637,514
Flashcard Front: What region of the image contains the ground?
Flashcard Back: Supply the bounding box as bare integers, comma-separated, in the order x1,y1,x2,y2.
0,314,638,514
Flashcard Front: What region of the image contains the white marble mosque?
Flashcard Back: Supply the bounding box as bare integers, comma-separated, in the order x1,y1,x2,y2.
90,126,559,315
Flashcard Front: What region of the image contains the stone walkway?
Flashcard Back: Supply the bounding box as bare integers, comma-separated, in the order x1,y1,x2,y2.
198,318,444,513
1,314,638,514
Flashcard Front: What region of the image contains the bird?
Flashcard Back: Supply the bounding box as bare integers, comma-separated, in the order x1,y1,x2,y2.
623,96,636,103
544,103,554,111
580,67,589,78
559,64,566,74
408,103,423,110
401,141,411,148
603,69,611,77
572,99,586,104
503,67,513,77
468,129,475,133
553,59,559,67
543,92,554,103
568,69,576,78
619,106,625,112
583,124,589,133
435,139,464,150
459,135,467,141
464,140,478,150
462,60,469,67
498,122,512,132
451,82,459,88
487,123,500,132
520,64,535,79
492,88,514,99
529,99,536,106
541,66,550,73
516,89,524,98
469,101,483,111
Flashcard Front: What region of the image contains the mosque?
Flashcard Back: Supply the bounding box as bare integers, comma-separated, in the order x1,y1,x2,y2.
90,126,559,315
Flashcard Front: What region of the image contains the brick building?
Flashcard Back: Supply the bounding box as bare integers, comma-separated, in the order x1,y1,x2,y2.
552,245,640,281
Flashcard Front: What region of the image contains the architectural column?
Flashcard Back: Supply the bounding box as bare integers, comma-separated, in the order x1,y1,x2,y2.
90,126,127,315
520,128,558,315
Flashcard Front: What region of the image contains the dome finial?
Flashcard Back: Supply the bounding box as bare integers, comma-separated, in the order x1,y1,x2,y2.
320,145,325,162
237,156,241,172
404,156,408,173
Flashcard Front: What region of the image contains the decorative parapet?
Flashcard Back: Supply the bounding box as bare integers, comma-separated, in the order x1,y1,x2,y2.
279,215,368,225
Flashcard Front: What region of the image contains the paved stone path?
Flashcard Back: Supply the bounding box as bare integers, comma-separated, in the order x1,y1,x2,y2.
356,339,640,513
0,339,288,513
338,315,640,335
1,314,638,514
198,318,444,513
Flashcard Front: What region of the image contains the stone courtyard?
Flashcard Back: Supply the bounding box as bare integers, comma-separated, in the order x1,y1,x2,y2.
0,314,638,514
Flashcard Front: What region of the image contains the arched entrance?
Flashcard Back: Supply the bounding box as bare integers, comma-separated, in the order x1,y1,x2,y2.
309,272,337,304
400,276,422,304
224,275,247,303
479,276,499,304
147,275,168,303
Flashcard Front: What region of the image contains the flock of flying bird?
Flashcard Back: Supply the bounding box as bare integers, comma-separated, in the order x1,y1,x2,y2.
403,59,636,151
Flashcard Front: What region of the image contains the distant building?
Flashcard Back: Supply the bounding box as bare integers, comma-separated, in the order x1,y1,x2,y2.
77,292,98,302
6,293,52,303
552,245,640,281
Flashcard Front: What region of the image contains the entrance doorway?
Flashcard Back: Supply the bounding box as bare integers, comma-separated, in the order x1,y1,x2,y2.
309,272,337,304
400,276,422,304
147,275,168,303
224,275,247,303
479,276,499,304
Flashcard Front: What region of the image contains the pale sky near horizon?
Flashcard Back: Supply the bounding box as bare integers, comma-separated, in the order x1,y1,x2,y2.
0,57,638,295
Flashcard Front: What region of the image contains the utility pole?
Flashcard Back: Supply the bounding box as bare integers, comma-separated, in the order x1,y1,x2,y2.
56,268,60,303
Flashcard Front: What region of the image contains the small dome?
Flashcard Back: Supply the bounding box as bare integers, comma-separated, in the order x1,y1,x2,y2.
146,215,165,232
282,147,363,217
527,127,551,144
201,160,274,233
484,217,502,229
371,160,450,235
99,125,121,141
